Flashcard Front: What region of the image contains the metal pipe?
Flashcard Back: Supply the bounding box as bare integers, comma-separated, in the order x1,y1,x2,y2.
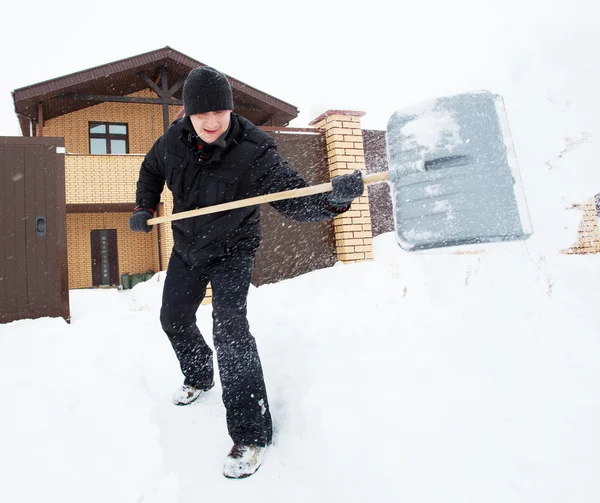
37,103,44,137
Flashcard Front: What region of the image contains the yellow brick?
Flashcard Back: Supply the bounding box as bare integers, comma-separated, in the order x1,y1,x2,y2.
334,217,354,226
337,246,357,254
344,149,364,156
329,141,355,150
338,238,364,247
330,155,357,164
326,134,345,145
343,135,363,143
338,252,365,261
347,162,366,170
337,224,363,232
329,166,349,177
327,128,354,136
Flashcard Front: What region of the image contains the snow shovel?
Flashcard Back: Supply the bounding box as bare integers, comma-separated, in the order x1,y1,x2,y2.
147,90,532,251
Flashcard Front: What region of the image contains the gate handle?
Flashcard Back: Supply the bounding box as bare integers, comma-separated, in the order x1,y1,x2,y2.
36,216,47,237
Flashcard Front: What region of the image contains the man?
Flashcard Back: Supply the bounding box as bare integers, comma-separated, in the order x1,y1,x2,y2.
130,66,363,479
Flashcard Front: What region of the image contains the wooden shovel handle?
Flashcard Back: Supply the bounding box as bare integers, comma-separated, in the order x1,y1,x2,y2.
147,171,389,225
363,171,389,185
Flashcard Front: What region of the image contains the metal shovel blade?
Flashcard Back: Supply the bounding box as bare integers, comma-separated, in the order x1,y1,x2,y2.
386,90,532,251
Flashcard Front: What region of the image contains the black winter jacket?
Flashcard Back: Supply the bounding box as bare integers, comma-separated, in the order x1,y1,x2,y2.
135,113,346,265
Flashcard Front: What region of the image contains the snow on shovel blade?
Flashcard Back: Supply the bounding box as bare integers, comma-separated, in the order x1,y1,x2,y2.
385,90,532,251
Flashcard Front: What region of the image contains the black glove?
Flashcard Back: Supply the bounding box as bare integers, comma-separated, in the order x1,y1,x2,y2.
129,207,154,233
328,170,364,206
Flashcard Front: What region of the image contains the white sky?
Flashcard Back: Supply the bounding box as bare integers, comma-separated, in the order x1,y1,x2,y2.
0,0,594,135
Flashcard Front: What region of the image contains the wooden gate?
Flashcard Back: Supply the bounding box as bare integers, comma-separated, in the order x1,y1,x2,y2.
90,229,119,287
252,129,336,286
0,137,70,323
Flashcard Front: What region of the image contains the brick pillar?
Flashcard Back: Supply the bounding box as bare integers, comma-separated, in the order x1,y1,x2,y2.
309,110,374,263
561,197,600,254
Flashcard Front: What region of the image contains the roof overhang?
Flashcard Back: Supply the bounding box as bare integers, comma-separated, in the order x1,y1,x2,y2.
12,47,298,136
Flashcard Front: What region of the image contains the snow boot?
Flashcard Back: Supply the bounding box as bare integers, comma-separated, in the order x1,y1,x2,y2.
171,381,214,406
222,444,266,479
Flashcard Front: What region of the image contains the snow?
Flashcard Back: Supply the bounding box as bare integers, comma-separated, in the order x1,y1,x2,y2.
400,107,464,154
2,3,600,502
432,199,455,219
1,233,599,501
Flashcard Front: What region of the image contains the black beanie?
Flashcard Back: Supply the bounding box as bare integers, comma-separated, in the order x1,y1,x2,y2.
183,66,234,115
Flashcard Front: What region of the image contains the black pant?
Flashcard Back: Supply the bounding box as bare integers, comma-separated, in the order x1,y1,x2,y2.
160,250,272,447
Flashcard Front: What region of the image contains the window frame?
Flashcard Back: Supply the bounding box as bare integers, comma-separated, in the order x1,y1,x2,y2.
88,122,130,154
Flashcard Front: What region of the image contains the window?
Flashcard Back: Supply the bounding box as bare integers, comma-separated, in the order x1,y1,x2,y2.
89,122,129,154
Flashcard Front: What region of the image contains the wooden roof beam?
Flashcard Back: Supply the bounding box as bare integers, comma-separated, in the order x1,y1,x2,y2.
138,71,163,96
67,93,183,106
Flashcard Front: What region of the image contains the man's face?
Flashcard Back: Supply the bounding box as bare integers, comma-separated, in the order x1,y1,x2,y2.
189,110,232,144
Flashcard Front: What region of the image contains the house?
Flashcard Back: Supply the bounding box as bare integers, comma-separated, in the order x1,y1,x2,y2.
11,47,376,299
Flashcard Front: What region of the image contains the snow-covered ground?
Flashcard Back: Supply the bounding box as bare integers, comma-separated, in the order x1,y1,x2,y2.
2,2,600,501
0,233,599,502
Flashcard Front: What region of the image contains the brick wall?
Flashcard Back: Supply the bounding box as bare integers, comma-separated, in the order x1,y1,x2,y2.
65,154,143,204
57,93,178,287
562,197,600,254
309,110,374,262
44,89,180,154
66,213,157,289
